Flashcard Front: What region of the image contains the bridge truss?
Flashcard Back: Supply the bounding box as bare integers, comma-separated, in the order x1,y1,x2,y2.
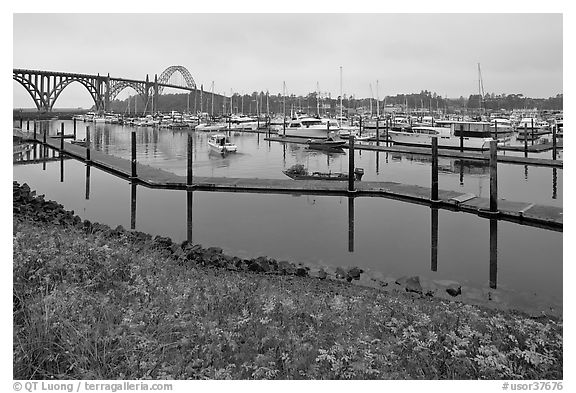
13,66,199,113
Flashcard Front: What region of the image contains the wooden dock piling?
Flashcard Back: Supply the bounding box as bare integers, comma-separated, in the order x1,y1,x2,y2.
552,124,557,160
385,117,389,147
490,140,498,214
431,137,439,202
73,118,77,139
187,129,193,187
376,119,380,146
531,118,535,146
359,117,363,137
131,129,137,179
348,134,355,192
524,123,528,157
459,129,464,152
86,126,91,162
60,123,65,154
493,120,498,140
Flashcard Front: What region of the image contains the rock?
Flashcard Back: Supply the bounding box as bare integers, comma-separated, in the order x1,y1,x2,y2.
295,267,308,277
205,246,223,256
247,257,271,273
347,267,363,280
308,268,322,279
335,267,347,280
404,276,423,294
432,280,462,297
278,260,296,275
446,284,462,297
152,235,173,249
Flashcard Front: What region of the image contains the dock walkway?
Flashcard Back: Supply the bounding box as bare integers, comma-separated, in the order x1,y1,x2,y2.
264,136,563,168
17,129,562,231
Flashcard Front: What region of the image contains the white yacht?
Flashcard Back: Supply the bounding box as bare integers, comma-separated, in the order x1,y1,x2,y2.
490,118,514,132
229,115,259,130
195,122,227,132
283,117,340,139
388,121,494,150
269,116,287,133
517,118,550,130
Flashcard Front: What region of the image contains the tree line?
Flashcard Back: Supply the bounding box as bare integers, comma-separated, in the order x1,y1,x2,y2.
107,90,563,115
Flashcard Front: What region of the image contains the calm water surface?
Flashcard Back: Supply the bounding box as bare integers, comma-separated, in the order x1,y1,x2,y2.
13,120,563,314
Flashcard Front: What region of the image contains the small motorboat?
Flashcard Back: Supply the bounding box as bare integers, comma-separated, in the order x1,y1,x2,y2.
282,164,364,181
70,139,88,147
306,137,347,151
338,129,372,141
208,134,237,154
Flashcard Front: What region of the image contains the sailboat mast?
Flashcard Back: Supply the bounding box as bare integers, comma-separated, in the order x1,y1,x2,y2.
211,81,214,117
283,81,286,121
200,84,203,116
478,63,485,115
376,80,380,118
317,81,320,116
369,84,373,117
339,66,343,124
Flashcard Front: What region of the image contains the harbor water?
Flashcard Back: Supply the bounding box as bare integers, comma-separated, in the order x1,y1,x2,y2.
13,120,563,315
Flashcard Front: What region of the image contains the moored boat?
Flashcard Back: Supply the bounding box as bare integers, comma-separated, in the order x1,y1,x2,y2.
282,164,364,181
306,137,347,151
388,121,495,150
284,117,340,139
195,122,227,132
207,134,237,154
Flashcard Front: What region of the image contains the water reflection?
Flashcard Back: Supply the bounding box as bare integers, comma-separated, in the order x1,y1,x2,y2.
348,196,355,253
187,190,193,243
552,168,558,200
12,155,563,314
131,181,137,230
60,154,64,183
490,218,498,289
431,207,438,272
85,165,91,200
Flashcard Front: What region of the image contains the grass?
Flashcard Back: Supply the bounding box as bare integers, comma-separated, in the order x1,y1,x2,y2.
13,217,562,380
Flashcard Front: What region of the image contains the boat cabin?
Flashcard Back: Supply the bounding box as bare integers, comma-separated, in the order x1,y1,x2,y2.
435,120,492,138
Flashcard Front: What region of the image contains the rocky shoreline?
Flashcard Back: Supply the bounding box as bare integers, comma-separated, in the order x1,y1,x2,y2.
12,181,560,318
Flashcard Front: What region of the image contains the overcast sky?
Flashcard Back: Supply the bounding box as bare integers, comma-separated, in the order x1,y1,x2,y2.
13,13,563,108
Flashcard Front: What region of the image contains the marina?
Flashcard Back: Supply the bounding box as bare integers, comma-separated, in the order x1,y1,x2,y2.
13,117,563,316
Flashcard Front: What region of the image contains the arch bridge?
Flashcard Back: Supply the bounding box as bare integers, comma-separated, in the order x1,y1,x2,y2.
13,66,199,113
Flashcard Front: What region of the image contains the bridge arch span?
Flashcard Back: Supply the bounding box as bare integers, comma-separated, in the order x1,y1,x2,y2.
108,80,150,101
51,77,104,110
13,70,104,111
158,66,197,93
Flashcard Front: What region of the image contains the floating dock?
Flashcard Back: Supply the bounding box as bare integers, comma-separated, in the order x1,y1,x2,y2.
264,136,563,168
16,128,562,231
